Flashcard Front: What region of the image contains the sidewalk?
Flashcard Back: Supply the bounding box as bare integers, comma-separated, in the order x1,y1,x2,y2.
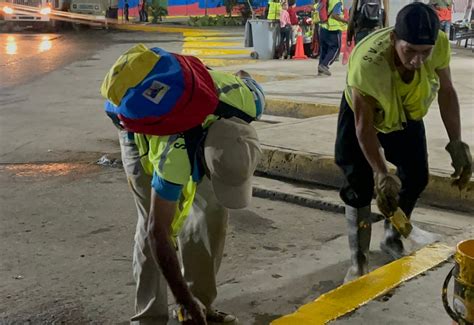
103,21,474,211
215,50,474,211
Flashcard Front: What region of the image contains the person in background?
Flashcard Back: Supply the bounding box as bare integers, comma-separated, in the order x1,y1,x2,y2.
317,0,347,76
288,0,299,25
139,0,148,22
279,2,292,59
124,0,129,22
347,0,389,45
287,0,300,54
311,0,321,58
430,0,453,34
335,3,472,283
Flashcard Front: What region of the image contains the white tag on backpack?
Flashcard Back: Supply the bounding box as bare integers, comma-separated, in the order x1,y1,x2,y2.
143,80,169,104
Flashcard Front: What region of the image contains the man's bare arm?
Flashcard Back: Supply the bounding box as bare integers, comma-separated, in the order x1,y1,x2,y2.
148,192,194,305
352,88,388,173
436,66,461,142
347,0,359,42
148,190,206,323
332,11,348,24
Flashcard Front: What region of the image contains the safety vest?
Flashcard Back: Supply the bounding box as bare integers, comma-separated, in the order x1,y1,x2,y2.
170,179,196,239
132,132,198,241
267,1,281,20
134,71,259,240
209,70,259,120
321,0,346,31
312,3,320,23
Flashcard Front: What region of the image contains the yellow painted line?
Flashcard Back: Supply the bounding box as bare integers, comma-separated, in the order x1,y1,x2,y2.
184,36,243,42
183,41,242,48
163,14,242,19
182,48,250,56
182,31,239,37
201,58,258,67
111,23,243,39
271,244,453,325
113,24,224,36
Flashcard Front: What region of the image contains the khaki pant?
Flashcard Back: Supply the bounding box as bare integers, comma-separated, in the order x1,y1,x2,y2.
119,131,228,325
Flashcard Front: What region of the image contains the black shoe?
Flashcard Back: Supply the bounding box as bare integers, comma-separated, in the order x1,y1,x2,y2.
206,309,237,323
318,65,331,76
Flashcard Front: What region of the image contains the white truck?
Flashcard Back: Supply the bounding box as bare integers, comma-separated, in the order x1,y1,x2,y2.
68,0,115,29
70,0,106,16
1,0,59,31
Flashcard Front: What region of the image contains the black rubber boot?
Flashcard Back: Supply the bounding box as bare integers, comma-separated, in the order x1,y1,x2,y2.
344,205,372,283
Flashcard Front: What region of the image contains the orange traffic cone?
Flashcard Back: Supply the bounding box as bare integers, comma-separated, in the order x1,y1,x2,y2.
293,27,308,60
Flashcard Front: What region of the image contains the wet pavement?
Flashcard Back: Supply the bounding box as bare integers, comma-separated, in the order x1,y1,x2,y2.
0,31,112,89
0,30,182,90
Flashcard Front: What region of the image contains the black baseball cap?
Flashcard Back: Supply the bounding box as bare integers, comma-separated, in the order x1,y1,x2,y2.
394,2,440,45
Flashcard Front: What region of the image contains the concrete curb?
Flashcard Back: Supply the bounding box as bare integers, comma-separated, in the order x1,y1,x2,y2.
182,48,251,56
113,23,193,33
112,23,237,36
253,185,345,214
265,98,339,118
257,146,474,213
253,184,385,223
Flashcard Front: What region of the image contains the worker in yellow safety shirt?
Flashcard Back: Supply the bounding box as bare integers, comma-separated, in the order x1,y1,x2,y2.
334,3,472,282
317,0,348,76
115,69,264,324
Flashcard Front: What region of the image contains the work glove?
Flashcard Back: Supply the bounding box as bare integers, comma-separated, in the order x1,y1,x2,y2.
180,297,207,325
446,140,473,190
375,173,401,217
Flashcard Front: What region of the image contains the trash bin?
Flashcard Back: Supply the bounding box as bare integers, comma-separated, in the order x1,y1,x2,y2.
247,19,280,60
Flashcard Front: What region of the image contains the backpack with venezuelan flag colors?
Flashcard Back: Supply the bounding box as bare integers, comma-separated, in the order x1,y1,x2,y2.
101,44,219,136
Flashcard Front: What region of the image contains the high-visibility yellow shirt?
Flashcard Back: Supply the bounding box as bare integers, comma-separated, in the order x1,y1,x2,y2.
313,3,320,23
134,70,258,237
344,28,451,133
321,0,346,31
267,1,281,20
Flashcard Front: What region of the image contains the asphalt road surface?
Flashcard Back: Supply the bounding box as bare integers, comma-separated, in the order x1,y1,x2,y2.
1,28,472,325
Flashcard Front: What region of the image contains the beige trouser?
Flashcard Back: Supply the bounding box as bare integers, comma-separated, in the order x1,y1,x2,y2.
119,131,228,325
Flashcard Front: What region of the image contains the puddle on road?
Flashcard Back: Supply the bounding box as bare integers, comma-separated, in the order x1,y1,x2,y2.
0,162,101,178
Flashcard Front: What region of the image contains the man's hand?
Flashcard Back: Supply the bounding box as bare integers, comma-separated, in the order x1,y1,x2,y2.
375,173,401,217
148,190,205,324
446,140,472,190
182,298,207,325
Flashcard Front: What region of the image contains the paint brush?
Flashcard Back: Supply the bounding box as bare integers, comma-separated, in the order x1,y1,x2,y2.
389,207,441,246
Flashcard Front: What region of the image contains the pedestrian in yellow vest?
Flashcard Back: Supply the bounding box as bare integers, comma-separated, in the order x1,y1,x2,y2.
335,3,472,282
317,0,348,76
267,0,282,20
